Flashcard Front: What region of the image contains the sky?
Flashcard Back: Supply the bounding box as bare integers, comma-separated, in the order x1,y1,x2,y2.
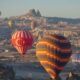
0,0,80,18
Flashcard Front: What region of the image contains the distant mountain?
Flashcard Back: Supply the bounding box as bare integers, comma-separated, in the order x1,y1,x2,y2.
46,17,80,24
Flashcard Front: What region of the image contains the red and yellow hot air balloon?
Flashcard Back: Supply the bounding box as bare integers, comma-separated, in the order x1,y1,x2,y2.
11,30,33,55
36,34,72,80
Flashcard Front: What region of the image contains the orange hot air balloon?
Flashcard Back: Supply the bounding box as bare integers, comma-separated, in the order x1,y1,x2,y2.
11,30,33,55
36,34,72,80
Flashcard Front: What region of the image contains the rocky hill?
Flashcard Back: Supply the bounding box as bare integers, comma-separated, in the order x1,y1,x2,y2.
26,9,41,17
47,17,80,24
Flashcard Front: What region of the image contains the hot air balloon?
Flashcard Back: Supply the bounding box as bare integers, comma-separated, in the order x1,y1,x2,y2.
31,20,37,30
8,20,15,29
11,30,33,55
36,34,72,80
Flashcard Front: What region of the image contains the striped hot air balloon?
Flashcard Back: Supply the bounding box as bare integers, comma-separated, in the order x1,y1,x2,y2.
36,34,72,80
11,30,33,55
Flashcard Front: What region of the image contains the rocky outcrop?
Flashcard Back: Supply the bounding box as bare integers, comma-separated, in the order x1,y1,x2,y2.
27,9,41,17
36,10,41,17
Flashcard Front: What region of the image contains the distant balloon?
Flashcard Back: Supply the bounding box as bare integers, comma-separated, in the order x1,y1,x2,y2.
36,34,72,79
8,20,14,28
31,20,37,30
11,30,33,55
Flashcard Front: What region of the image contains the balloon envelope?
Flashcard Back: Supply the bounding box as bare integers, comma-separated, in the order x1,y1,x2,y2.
11,30,33,55
8,20,14,28
36,34,72,79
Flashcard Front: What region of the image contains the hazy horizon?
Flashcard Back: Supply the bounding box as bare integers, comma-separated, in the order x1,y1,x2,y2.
0,0,80,18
